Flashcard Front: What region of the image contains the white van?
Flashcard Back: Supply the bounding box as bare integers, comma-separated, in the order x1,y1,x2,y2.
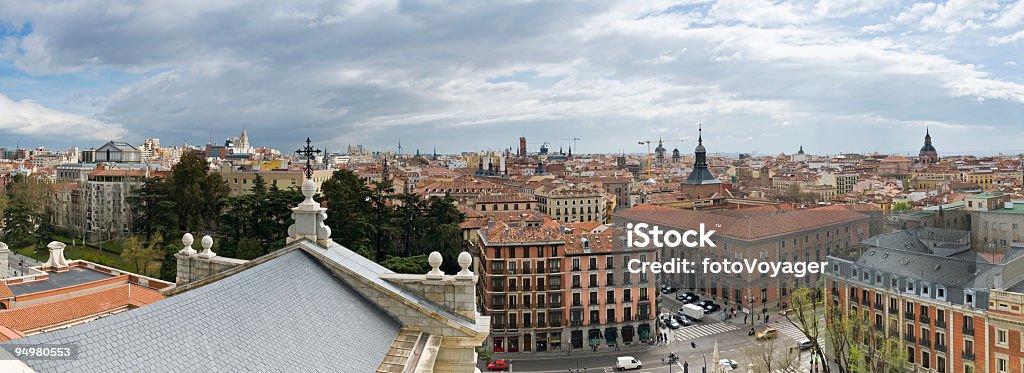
798,338,814,350
615,356,642,370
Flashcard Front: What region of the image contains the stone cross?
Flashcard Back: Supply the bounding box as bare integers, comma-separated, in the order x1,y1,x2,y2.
295,137,322,180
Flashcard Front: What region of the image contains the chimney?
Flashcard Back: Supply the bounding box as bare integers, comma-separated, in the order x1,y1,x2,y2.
44,241,70,270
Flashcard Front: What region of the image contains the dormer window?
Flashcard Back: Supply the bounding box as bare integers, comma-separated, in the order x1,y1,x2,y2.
964,291,975,307
936,286,946,300
906,281,915,293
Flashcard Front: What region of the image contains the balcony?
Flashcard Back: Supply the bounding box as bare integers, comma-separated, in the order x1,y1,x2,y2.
522,321,532,328
549,266,561,274
607,297,616,303
549,283,562,291
571,282,581,289
522,267,532,275
904,312,915,321
549,301,563,308
904,335,916,344
508,285,518,292
889,306,898,315
639,313,650,320
920,314,930,324
935,319,946,328
935,343,946,353
550,321,562,328
537,266,546,273
961,351,974,361
571,301,582,308
874,302,883,311
623,296,633,302
522,286,531,292
493,303,506,310
919,338,930,348
493,323,506,330
492,285,506,293
571,320,584,327
639,296,650,302
862,298,870,306
572,266,581,272
534,285,545,292
963,325,975,335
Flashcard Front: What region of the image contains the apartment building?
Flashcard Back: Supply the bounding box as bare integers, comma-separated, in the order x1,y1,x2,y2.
534,183,607,224
828,229,1024,373
617,205,868,312
476,216,657,354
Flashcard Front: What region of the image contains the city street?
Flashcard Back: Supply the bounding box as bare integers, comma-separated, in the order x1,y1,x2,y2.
5,251,42,277
481,293,829,373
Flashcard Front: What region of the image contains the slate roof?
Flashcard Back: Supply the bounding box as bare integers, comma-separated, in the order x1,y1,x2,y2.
1,249,402,373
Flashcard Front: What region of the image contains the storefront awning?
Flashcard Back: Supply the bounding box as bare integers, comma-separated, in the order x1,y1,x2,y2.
604,328,617,342
638,324,651,339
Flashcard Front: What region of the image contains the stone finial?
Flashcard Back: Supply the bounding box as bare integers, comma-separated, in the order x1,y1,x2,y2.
179,233,197,255
300,179,317,205
198,235,217,259
456,251,473,279
44,241,70,269
426,251,444,279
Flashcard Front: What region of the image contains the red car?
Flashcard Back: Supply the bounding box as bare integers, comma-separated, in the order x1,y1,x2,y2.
487,359,510,371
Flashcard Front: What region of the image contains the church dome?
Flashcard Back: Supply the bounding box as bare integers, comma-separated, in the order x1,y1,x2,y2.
920,143,936,152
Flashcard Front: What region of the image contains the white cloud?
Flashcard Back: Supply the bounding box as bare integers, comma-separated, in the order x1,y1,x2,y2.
993,0,1024,28
0,93,125,140
989,29,1024,44
709,0,807,25
894,0,1001,33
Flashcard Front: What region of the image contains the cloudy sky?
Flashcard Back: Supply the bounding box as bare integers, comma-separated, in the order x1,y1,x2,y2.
0,0,1022,156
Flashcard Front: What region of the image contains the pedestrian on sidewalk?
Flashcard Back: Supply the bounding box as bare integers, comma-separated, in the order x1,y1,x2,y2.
744,313,748,323
765,314,770,323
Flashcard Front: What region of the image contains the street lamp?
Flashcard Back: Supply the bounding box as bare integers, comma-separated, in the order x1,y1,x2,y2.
690,342,707,373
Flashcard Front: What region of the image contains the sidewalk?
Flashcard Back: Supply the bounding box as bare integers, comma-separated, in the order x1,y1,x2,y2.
491,340,670,361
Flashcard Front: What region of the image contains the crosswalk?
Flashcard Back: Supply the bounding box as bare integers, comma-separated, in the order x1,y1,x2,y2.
768,321,810,341
673,322,738,341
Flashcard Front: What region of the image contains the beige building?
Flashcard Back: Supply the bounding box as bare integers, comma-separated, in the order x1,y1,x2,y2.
220,167,333,196
534,183,607,224
966,193,1024,252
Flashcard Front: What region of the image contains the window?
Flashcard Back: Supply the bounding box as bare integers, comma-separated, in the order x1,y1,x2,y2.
937,287,946,300
997,329,1008,347
997,357,1007,373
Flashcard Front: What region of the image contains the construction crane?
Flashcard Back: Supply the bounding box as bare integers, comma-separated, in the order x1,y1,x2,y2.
560,137,581,154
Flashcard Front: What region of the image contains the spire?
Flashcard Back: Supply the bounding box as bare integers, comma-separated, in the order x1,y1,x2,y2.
698,122,703,145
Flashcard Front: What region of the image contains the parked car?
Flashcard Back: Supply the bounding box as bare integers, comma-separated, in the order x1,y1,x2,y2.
667,318,681,329
676,292,688,301
798,338,814,350
682,293,699,304
661,286,679,294
674,314,693,326
757,327,779,340
696,300,714,308
487,359,510,371
616,356,642,370
720,359,739,370
703,303,721,314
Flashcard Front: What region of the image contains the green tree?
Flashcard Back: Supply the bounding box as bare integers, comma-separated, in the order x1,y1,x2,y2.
129,177,178,239
169,153,229,233
235,237,264,260
380,254,431,274
2,202,38,246
892,202,912,211
120,236,161,275
321,170,375,258
158,243,179,282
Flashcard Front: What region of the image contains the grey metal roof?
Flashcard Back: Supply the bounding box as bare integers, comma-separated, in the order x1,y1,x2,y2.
9,267,113,296
3,249,401,373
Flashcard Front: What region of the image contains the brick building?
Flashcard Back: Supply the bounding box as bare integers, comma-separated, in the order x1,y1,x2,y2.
617,205,868,312
476,215,658,354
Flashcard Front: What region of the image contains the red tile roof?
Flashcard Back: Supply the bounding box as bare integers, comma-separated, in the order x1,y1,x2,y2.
0,282,12,299
0,284,163,337
616,206,867,241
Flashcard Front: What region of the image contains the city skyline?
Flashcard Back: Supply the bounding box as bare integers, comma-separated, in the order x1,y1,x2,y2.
1,1,1023,154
